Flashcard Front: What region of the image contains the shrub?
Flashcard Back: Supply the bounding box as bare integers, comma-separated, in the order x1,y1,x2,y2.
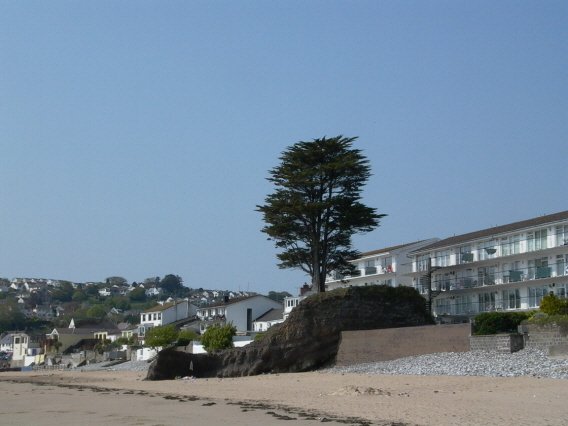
145,325,179,349
176,329,199,346
540,293,568,316
201,324,236,352
473,311,531,335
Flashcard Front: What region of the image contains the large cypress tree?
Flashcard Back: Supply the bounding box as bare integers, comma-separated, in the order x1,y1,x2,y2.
257,136,385,293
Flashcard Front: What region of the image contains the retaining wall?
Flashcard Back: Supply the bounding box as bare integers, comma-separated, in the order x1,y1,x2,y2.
469,334,524,353
523,324,568,349
335,323,470,366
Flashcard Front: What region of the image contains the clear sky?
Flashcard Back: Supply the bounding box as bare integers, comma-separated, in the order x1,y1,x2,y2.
1,1,566,295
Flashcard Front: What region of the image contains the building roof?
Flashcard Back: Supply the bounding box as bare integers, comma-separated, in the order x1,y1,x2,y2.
144,300,187,313
0,334,13,345
254,308,284,322
358,240,435,258
198,294,265,309
48,327,101,336
412,210,568,253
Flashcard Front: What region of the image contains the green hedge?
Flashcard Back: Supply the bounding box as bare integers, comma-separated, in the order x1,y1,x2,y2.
473,311,531,335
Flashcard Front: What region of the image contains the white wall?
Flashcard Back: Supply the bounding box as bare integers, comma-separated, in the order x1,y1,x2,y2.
226,296,282,332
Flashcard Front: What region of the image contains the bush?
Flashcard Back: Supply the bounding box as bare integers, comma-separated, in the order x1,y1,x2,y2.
473,311,531,335
176,329,198,346
145,325,178,348
540,293,568,315
201,324,236,353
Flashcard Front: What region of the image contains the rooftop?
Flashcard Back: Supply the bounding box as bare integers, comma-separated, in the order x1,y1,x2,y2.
412,210,568,253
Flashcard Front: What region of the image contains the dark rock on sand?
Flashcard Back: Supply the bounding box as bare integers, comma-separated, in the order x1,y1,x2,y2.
146,285,433,380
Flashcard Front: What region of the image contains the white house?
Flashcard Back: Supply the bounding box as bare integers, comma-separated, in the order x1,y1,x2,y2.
408,210,568,319
325,239,439,291
0,333,30,362
138,299,197,339
144,287,162,297
253,308,284,332
197,295,282,334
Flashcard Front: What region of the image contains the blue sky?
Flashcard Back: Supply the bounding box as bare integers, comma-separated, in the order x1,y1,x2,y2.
1,1,566,295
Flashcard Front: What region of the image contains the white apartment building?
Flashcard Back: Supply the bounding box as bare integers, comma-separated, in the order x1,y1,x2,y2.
325,239,439,291
408,210,568,319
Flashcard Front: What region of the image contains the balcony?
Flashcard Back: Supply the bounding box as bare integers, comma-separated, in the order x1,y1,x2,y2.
535,266,552,279
421,263,565,295
364,266,377,275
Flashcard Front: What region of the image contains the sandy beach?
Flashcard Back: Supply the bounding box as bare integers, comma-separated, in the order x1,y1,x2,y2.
1,369,567,425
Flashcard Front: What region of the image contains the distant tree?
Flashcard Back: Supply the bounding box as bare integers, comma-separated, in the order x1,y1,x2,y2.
86,304,107,319
72,288,88,302
123,313,139,325
257,136,385,293
105,276,128,286
201,324,236,353
129,286,147,302
85,285,100,297
0,301,27,333
145,325,179,349
143,277,160,286
159,274,184,296
267,291,293,303
51,281,74,302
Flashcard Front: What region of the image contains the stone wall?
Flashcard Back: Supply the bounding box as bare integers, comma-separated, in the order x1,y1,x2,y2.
335,323,470,366
469,334,524,353
523,324,568,349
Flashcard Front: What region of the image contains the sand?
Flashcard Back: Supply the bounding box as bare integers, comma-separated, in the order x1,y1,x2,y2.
1,369,567,425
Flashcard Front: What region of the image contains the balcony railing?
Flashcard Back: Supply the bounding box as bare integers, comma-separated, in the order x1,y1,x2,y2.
417,263,566,295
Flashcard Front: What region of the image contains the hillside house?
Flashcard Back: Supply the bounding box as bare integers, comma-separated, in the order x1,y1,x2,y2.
253,308,284,332
138,299,197,340
197,295,282,334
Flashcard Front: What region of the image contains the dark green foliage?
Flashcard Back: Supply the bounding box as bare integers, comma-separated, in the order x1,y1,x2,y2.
129,286,147,302
145,325,179,348
473,312,531,335
159,274,185,296
105,276,128,286
176,329,199,346
540,293,568,315
51,281,74,302
86,304,107,319
201,324,236,352
257,136,385,292
267,291,292,303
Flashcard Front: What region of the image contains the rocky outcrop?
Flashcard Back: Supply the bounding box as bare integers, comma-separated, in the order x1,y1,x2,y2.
146,285,433,380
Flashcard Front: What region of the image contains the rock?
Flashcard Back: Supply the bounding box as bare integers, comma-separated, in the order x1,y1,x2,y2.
146,285,433,380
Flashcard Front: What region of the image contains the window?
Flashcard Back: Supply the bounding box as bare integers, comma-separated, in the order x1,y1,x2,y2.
529,286,549,308
501,289,520,309
460,245,473,263
435,298,451,315
478,292,496,312
379,256,393,272
433,250,450,267
527,229,548,252
555,225,568,247
416,255,429,272
479,241,497,260
556,255,567,277
142,314,146,322
500,234,520,256
528,257,550,279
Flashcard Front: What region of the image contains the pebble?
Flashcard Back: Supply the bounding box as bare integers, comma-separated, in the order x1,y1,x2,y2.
326,348,568,379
